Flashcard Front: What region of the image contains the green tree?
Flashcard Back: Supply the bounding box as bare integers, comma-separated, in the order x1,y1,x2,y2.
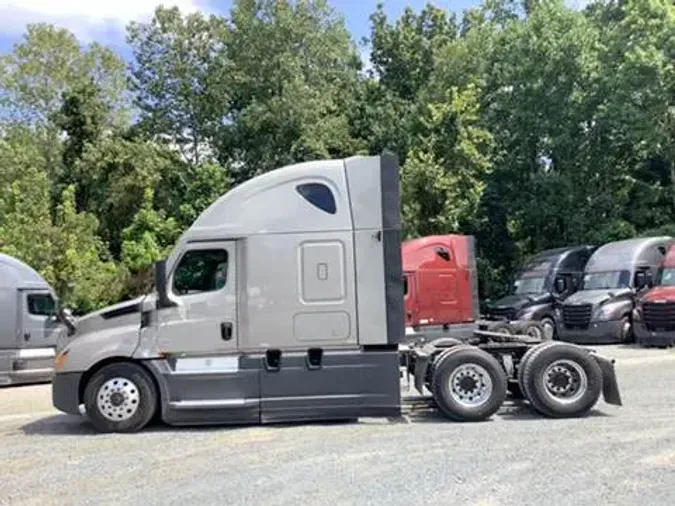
50,186,126,314
220,0,364,182
0,23,129,129
72,137,180,256
401,85,494,238
368,2,457,101
127,6,230,166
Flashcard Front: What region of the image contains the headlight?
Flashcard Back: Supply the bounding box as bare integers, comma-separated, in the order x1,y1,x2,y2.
593,304,614,321
54,349,69,371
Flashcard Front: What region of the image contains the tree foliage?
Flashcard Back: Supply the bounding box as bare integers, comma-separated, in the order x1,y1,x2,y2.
1,0,675,312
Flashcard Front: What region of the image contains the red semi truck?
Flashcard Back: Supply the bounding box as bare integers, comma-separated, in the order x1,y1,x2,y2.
403,234,478,330
402,234,545,340
634,244,675,347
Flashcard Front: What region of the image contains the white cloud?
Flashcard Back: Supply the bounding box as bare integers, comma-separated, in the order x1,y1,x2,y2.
0,0,209,41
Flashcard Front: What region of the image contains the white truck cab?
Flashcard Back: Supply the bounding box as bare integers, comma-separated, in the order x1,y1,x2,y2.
52,153,405,431
0,253,64,385
51,153,623,433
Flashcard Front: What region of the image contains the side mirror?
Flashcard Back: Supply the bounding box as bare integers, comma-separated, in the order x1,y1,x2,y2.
634,271,647,290
435,247,451,262
554,277,566,294
155,260,177,308
57,306,76,336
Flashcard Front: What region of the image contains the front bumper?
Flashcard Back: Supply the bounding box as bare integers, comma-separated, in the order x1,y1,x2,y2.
52,372,83,415
557,319,623,344
633,321,675,347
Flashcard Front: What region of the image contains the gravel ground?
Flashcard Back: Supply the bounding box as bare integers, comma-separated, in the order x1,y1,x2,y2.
2,344,675,506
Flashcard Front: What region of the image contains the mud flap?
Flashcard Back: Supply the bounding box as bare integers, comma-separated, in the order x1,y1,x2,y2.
591,354,622,406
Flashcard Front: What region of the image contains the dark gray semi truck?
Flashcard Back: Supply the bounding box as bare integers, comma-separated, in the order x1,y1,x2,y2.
558,236,675,344
50,153,622,433
486,245,596,340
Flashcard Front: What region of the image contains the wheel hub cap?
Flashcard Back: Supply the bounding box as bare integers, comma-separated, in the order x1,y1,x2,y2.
97,377,140,422
542,360,588,404
449,363,493,407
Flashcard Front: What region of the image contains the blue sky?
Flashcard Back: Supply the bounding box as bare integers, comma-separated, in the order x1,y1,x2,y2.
0,1,481,57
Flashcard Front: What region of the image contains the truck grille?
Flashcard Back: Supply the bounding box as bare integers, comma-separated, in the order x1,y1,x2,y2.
489,307,517,321
562,304,592,329
643,302,675,331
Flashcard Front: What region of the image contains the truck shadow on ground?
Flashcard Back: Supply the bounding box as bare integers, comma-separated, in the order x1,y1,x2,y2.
20,396,613,436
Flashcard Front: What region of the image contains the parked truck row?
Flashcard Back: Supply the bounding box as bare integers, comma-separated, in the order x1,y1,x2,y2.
402,234,675,349
3,170,674,395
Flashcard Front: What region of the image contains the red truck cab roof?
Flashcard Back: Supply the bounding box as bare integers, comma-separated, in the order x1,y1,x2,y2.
402,234,478,327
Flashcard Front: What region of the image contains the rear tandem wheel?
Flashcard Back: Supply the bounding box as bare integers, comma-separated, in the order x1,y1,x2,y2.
518,342,602,418
430,345,508,422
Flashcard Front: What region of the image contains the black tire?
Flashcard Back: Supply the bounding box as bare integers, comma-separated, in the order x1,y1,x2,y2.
520,342,602,418
83,362,158,433
516,341,558,389
431,345,507,422
517,321,548,341
488,321,515,335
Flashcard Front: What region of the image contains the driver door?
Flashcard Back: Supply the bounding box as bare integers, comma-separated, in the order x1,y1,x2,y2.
19,290,61,349
157,241,238,355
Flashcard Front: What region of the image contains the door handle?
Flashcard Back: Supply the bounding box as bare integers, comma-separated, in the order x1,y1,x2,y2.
220,322,233,341
23,332,30,341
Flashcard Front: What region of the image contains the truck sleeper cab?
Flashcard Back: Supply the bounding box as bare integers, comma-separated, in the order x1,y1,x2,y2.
51,154,623,433
634,244,675,347
0,253,63,385
558,236,674,345
52,154,405,431
486,245,596,340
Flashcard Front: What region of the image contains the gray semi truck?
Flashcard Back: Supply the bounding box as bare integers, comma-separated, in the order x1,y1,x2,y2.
558,236,675,344
0,253,63,385
486,245,597,340
50,153,622,433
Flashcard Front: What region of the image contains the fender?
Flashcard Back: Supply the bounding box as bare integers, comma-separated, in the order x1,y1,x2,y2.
56,324,140,374
590,353,622,406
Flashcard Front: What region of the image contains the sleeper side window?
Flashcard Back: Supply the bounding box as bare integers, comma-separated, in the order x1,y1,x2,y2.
296,183,337,214
27,294,56,316
172,249,229,295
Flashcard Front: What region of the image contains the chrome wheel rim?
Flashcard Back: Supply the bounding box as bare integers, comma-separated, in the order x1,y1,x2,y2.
97,377,140,422
542,359,588,404
449,363,493,407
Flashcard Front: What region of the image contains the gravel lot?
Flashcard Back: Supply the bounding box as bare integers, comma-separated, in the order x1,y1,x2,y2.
2,344,675,506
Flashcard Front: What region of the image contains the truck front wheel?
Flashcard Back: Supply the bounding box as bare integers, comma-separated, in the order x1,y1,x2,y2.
431,346,507,422
83,362,158,433
520,342,602,418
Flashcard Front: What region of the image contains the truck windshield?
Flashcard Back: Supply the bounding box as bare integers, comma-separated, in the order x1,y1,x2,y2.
514,276,546,294
582,270,630,290
657,268,675,286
